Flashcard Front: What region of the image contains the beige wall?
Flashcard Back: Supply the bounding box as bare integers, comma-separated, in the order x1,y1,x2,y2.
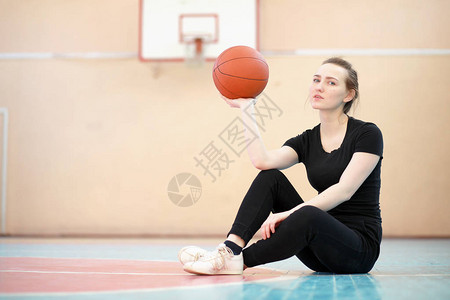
261,0,450,49
0,0,449,237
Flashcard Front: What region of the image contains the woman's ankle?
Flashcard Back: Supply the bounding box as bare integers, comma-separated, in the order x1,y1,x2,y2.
227,234,245,248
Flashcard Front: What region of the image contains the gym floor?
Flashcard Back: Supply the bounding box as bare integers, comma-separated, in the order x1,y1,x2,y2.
0,238,449,300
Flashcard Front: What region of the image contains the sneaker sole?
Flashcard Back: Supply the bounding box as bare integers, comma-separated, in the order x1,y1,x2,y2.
183,266,243,275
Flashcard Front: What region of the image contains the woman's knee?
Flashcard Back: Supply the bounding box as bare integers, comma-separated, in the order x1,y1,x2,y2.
257,169,282,178
255,169,286,185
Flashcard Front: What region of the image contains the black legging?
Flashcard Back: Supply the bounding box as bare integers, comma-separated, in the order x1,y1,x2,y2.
228,169,379,274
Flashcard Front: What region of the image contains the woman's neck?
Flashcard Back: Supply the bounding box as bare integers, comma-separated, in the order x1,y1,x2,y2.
319,111,349,136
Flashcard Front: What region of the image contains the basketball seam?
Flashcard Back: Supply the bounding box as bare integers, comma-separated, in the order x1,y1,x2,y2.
213,70,241,98
216,56,269,69
215,67,268,82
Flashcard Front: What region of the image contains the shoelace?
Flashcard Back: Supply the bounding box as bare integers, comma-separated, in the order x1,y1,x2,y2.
193,252,204,261
203,246,233,271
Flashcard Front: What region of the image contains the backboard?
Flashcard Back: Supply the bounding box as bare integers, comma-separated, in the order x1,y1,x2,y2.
139,0,259,62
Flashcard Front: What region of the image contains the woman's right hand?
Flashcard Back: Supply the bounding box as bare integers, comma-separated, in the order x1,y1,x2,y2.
221,95,255,109
260,211,291,239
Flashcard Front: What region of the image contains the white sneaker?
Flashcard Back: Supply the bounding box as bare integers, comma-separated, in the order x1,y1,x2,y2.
178,246,208,265
183,244,243,275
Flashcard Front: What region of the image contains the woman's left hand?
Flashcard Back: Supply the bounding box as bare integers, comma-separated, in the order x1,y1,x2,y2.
260,211,291,240
221,95,255,109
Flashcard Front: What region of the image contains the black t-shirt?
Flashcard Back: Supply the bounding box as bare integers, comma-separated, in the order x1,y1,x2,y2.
283,117,383,244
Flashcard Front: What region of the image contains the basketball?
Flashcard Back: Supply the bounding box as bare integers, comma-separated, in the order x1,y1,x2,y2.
212,46,269,99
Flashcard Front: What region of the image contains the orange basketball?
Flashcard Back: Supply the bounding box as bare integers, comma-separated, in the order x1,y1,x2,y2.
212,46,269,99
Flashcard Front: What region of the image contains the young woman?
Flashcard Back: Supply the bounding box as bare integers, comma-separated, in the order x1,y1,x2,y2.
179,57,383,275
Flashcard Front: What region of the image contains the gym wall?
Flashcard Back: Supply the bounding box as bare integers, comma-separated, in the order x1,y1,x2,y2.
0,0,449,237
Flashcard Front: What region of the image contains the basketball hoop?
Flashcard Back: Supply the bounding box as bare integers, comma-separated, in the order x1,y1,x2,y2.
194,38,203,56
139,1,259,63
185,37,205,66
179,13,218,67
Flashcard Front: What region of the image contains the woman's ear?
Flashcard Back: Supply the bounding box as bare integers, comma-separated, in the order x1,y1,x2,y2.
344,89,356,103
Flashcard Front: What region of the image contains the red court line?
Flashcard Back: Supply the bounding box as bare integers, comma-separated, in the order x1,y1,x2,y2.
0,257,284,294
